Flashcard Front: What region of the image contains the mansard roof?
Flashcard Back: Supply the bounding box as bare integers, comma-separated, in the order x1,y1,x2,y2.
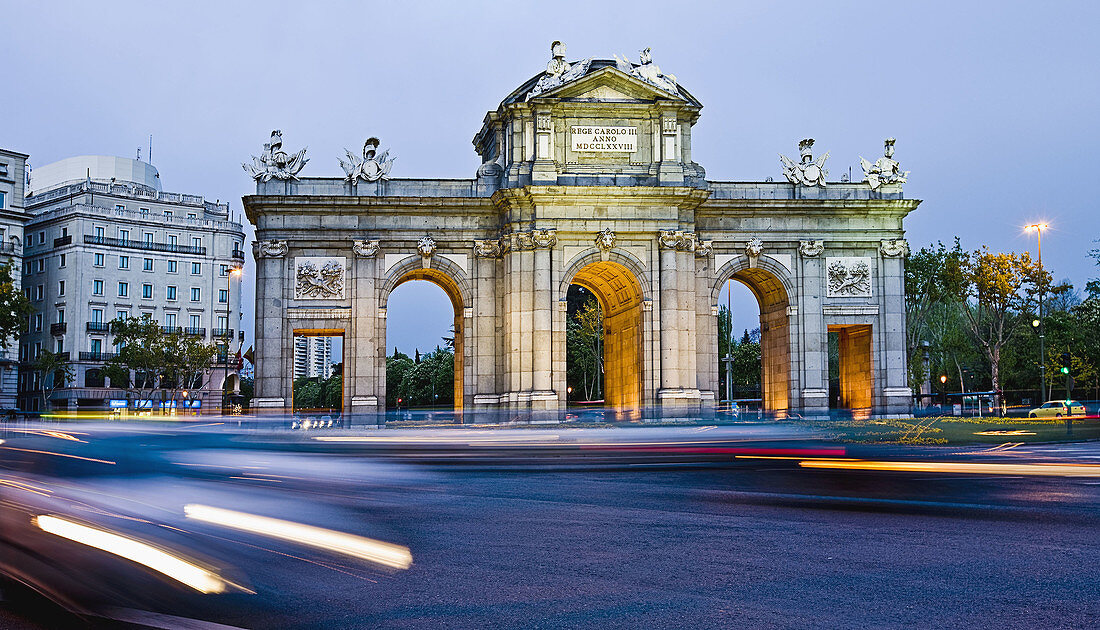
499,59,703,110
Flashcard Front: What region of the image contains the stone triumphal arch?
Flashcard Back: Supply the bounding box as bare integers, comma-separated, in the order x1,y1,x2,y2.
244,43,919,418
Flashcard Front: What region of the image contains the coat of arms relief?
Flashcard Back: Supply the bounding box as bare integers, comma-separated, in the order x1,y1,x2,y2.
826,257,872,298
295,257,346,299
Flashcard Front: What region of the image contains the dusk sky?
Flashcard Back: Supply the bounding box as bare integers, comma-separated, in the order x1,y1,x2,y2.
5,1,1098,354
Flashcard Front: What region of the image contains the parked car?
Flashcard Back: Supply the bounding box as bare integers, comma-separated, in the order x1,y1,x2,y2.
1028,400,1086,418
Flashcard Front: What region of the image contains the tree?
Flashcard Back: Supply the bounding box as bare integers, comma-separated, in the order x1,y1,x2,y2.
164,331,219,408
955,247,1049,398
566,297,603,400
904,240,966,393
0,262,32,350
32,350,74,411
104,315,168,407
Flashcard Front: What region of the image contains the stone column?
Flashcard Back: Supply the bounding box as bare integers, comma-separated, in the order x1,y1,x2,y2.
798,241,829,416
880,242,912,414
532,235,554,398
350,240,380,413
658,246,679,391
472,241,500,404
252,240,289,408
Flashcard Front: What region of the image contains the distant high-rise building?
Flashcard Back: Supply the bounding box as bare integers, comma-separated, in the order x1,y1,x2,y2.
293,336,333,380
0,148,30,411
20,156,246,412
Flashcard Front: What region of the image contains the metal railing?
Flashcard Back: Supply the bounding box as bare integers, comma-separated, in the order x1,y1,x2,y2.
86,322,111,333
231,249,245,260
53,235,72,247
0,242,18,254
78,351,116,361
50,322,67,335
184,327,206,337
212,328,234,338
83,234,206,256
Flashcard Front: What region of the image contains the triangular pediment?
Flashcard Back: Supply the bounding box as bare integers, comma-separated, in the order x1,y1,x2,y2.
540,65,695,105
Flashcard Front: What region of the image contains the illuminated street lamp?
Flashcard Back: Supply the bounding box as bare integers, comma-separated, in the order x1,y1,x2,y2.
939,374,948,409
1025,223,1048,400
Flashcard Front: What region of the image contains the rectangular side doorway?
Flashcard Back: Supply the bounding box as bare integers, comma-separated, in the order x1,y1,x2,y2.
292,330,345,413
828,325,873,410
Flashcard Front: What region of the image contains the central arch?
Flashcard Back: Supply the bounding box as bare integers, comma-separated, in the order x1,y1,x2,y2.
381,262,468,411
568,260,645,418
712,259,794,413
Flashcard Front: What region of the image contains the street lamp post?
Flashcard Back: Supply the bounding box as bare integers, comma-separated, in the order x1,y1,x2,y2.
939,374,948,411
1025,223,1048,401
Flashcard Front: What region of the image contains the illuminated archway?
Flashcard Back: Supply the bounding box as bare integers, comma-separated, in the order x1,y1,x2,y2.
713,261,793,413
568,260,644,418
381,264,467,410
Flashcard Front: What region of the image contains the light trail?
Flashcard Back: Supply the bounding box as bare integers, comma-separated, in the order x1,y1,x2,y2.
799,459,1100,477
184,504,413,569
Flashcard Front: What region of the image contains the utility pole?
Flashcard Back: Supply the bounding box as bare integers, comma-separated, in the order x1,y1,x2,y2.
1026,223,1048,401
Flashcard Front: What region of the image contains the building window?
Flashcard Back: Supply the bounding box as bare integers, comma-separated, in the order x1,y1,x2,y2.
166,285,177,301
55,339,64,354
94,226,104,238
94,253,104,267
119,255,129,269
91,308,103,323
116,310,128,321
57,309,64,323
92,280,103,296
34,285,42,301
118,282,128,297
189,314,201,329
188,213,197,219
62,227,68,237
36,259,44,273
58,280,65,296
164,210,172,218
165,312,177,327
38,231,45,245
34,313,42,332
217,315,228,329
141,208,150,216
218,289,228,304
191,262,201,275
192,237,201,248
167,260,177,273
142,283,153,299
59,253,66,268
23,262,31,275
220,264,229,277
90,338,102,353
34,342,41,359
144,232,153,244
24,235,31,248
143,257,153,271
0,191,5,209
169,234,177,246
190,287,201,302
119,229,129,241
115,204,125,211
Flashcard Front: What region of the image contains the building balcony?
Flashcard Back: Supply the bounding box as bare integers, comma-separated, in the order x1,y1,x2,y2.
184,327,206,337
0,241,19,255
78,351,116,361
53,235,72,247
212,328,234,338
50,322,67,335
162,326,182,334
56,351,70,361
86,322,111,333
231,249,245,260
83,234,206,256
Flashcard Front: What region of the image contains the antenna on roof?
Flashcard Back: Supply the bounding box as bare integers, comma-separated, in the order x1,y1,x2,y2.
149,135,153,165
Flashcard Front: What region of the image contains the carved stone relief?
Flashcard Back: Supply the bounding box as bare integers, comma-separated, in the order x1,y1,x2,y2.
860,138,909,191
799,240,825,257
352,239,379,258
295,257,346,300
826,257,873,298
243,130,308,182
779,138,829,187
694,240,713,257
473,239,501,259
254,239,288,259
339,137,394,183
595,228,616,253
657,230,697,251
879,238,909,258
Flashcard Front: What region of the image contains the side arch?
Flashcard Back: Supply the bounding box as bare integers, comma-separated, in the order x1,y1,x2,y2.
378,255,472,410
711,254,795,413
559,248,652,301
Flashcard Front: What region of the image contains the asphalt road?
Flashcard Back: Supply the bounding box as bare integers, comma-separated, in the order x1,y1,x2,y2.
4,435,1100,629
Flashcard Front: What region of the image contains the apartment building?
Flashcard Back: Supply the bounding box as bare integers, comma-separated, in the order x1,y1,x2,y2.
0,148,29,411
293,336,334,380
19,156,245,412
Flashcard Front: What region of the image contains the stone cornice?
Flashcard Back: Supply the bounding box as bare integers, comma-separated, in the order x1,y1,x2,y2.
699,198,921,216
243,195,495,223
491,185,711,213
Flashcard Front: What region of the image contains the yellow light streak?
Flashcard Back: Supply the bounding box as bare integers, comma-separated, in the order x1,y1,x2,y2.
1,446,115,465
798,459,1100,477
184,504,413,569
33,515,231,594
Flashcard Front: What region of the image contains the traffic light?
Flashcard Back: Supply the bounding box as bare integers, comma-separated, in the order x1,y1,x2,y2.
1060,352,1071,375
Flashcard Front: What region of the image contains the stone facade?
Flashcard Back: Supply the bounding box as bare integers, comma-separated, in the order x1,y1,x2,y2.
245,50,919,417
0,148,29,411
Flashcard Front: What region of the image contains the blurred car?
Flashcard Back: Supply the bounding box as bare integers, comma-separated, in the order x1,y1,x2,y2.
1028,400,1086,418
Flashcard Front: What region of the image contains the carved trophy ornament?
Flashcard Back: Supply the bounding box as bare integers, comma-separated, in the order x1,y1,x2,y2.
826,258,873,298
860,138,910,191
799,240,825,257
694,240,713,257
243,130,309,182
879,238,909,258
352,239,379,258
294,257,346,300
532,229,557,249
595,228,616,253
340,137,395,183
779,138,829,187
254,239,288,258
658,230,698,251
527,41,593,100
